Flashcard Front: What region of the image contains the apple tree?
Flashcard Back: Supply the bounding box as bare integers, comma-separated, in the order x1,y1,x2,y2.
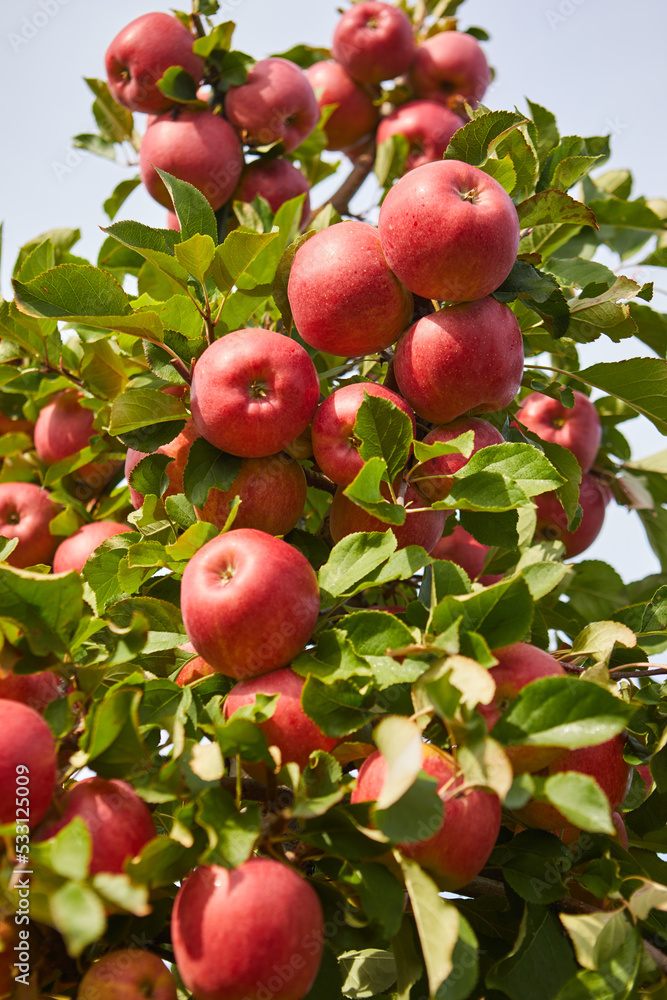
3,1,667,998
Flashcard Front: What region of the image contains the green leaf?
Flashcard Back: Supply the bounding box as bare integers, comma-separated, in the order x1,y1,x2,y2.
375,134,409,190
444,110,529,166
301,675,374,738
155,168,218,243
196,788,261,867
210,229,280,293
16,237,55,282
109,387,187,435
0,567,84,656
491,676,632,749
526,100,560,167
103,176,142,221
174,233,216,283
486,903,577,1000
13,264,131,318
355,394,414,485
339,950,397,999
292,752,346,818
31,815,91,881
156,65,203,104
571,357,667,435
374,716,427,809
431,577,534,650
50,882,106,957
399,857,459,996
340,863,406,939
182,437,242,508
542,772,614,833
375,773,444,845
344,458,406,525
437,915,479,1000
491,829,570,904
319,531,397,599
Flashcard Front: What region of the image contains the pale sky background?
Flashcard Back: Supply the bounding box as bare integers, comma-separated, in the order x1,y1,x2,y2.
1,0,666,583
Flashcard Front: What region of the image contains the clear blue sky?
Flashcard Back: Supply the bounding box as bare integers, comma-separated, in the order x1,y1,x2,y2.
1,0,666,582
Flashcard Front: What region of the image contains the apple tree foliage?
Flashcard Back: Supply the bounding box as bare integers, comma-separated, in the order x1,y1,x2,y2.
3,1,667,998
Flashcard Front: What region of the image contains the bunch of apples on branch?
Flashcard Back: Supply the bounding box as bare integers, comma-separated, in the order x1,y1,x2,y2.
3,1,667,998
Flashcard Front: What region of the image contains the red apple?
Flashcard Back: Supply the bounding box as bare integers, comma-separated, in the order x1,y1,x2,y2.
180,529,320,679
140,109,244,210
190,330,320,458
304,61,380,151
514,390,602,472
332,2,416,85
34,389,94,465
376,100,464,172
329,480,446,554
225,58,319,152
197,453,307,535
125,419,200,508
312,382,416,486
512,735,631,831
0,699,56,827
409,31,490,107
352,743,501,891
176,642,216,686
534,473,612,558
393,297,524,424
40,777,156,875
0,481,60,568
378,159,520,302
431,524,502,585
223,667,339,771
166,210,180,231
413,416,505,501
234,158,310,223
105,12,203,115
478,642,567,773
171,858,324,1000
53,521,134,574
0,643,60,712
78,947,177,1000
287,221,413,357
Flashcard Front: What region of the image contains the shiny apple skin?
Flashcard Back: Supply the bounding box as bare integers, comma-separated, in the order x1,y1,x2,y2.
171,858,324,1000
140,109,244,210
34,389,94,465
105,11,203,114
180,529,320,679
352,744,501,891
515,389,602,472
0,699,56,827
235,158,310,224
197,453,307,536
0,481,60,568
329,481,446,554
312,382,416,487
534,473,612,558
409,31,490,107
78,947,178,1000
190,330,320,458
332,1,416,85
415,417,505,501
53,521,133,574
223,667,339,771
288,221,413,358
393,297,524,425
225,58,320,152
304,61,380,151
378,159,520,303
376,100,464,172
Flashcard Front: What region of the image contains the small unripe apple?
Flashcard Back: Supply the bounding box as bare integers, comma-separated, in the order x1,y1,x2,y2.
140,109,244,210
329,481,446,554
312,382,416,487
376,100,464,172
225,58,320,152
352,743,501,890
304,61,380,151
40,777,156,875
171,859,324,1000
78,947,177,1000
190,330,320,458
53,521,134,574
393,297,524,425
534,473,612,558
0,699,56,828
414,417,504,501
288,221,413,358
0,481,61,568
514,390,602,472
378,159,520,303
180,529,320,679
223,667,340,771
197,453,307,536
105,12,203,114
332,1,416,85
409,31,490,107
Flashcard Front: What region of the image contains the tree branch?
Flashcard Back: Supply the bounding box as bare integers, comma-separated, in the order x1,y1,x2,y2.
306,138,377,227
304,467,337,495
